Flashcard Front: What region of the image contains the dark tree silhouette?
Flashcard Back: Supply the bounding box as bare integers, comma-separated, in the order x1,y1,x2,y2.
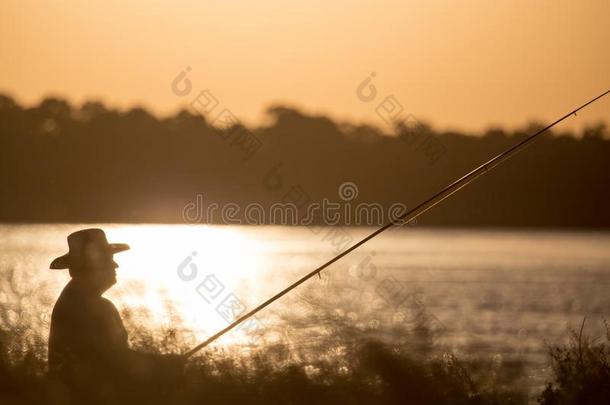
0,93,608,227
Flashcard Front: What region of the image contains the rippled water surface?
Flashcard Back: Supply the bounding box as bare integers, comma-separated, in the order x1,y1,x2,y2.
2,224,609,389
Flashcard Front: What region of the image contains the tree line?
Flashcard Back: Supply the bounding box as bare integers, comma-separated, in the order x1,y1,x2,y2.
1,93,608,227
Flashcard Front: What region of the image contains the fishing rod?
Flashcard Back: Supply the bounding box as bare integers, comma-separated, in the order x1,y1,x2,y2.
184,89,610,359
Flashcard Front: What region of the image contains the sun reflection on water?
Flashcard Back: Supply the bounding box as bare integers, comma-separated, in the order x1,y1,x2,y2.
103,224,267,345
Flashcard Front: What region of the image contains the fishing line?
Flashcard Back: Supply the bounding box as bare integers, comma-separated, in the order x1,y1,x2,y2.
185,89,610,358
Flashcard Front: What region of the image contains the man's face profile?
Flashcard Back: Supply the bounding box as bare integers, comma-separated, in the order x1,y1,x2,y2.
80,243,118,292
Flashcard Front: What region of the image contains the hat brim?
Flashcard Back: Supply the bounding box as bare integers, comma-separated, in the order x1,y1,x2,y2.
50,243,130,270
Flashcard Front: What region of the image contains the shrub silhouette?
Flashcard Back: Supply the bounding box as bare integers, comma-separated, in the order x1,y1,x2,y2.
539,319,610,405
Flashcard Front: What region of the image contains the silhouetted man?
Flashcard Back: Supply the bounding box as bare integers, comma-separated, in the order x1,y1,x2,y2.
48,228,184,403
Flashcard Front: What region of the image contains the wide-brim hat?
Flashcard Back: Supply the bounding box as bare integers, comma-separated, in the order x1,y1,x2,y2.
50,228,130,270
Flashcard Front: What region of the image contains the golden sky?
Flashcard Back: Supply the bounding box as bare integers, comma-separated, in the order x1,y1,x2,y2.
1,0,608,132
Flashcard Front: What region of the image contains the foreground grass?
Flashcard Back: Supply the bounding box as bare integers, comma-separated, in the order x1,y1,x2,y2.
0,269,608,404
1,325,528,404
2,318,609,404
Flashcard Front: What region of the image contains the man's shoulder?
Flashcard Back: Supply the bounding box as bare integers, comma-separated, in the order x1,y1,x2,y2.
52,282,119,318
52,282,85,313
99,296,120,313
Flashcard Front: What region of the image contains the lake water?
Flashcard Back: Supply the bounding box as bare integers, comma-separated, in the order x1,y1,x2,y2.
1,224,609,391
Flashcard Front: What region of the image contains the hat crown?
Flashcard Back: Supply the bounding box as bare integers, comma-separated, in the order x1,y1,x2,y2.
67,228,109,252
